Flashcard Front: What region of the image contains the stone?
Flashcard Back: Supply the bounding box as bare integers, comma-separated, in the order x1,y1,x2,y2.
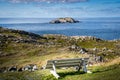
71,36,102,41
102,47,108,51
23,65,31,71
93,47,97,51
87,71,92,73
8,66,17,72
0,67,8,73
32,65,38,71
79,48,87,54
18,67,23,72
95,56,103,62
40,66,46,70
23,64,38,71
69,45,80,51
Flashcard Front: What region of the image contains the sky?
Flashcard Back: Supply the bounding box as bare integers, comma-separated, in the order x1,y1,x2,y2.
0,0,120,18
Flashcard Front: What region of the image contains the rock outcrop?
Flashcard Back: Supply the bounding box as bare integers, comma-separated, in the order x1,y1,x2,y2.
71,36,102,41
50,17,79,23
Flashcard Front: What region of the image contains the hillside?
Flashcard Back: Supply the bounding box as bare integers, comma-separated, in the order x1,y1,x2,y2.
0,27,120,80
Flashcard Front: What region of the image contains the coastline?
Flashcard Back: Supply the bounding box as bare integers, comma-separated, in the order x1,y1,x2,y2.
0,17,120,40
1,26,120,41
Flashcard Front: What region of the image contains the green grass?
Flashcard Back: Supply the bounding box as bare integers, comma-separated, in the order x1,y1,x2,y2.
0,27,120,80
0,64,120,80
76,40,116,49
58,67,120,80
47,63,120,80
0,71,43,80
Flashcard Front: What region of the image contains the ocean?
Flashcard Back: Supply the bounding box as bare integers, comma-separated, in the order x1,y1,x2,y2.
0,17,120,40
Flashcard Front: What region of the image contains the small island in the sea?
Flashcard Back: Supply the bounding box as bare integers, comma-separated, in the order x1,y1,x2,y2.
49,17,79,24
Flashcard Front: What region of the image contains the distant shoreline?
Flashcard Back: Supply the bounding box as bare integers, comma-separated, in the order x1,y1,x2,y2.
0,27,120,41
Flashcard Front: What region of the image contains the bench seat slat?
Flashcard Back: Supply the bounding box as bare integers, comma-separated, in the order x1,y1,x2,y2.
47,61,81,65
46,62,81,66
48,58,89,62
45,58,89,69
46,64,80,69
48,60,82,63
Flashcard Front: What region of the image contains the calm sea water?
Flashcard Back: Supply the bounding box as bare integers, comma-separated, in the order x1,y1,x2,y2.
0,17,120,40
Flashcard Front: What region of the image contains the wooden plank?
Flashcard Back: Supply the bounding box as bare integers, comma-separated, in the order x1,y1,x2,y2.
47,58,88,62
46,64,80,69
45,58,89,69
45,58,89,79
52,61,56,72
47,59,82,62
47,61,81,64
47,61,81,65
47,58,89,64
46,62,81,67
77,60,83,71
82,59,87,72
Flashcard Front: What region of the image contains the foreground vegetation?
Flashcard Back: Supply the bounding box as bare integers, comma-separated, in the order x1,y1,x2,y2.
0,59,120,80
0,27,120,80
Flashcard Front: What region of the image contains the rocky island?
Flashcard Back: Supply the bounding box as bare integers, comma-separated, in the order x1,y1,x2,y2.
49,17,79,24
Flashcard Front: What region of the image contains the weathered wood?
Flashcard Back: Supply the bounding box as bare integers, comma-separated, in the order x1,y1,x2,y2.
46,64,80,69
82,58,87,72
47,58,89,62
77,60,83,71
52,61,56,72
47,61,82,64
45,58,89,79
46,58,88,68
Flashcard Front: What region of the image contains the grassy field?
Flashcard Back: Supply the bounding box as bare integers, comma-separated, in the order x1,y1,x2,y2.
0,58,120,80
0,27,120,80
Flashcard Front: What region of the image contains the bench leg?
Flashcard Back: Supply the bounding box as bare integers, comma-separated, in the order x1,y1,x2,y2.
77,60,83,71
83,60,87,73
50,70,60,79
50,61,60,79
76,66,82,72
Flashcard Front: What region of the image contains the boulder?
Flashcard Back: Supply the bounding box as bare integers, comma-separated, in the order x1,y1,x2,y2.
71,36,102,41
102,47,108,51
8,66,17,72
23,65,31,71
0,67,8,73
50,17,79,24
40,66,46,70
93,47,97,51
69,45,81,51
18,67,23,72
79,48,88,54
23,64,38,71
95,56,103,62
32,64,38,71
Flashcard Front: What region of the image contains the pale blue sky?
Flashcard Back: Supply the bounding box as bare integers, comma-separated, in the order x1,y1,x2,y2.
0,0,120,18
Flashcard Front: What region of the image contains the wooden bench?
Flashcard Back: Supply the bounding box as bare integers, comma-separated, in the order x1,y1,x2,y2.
45,58,89,79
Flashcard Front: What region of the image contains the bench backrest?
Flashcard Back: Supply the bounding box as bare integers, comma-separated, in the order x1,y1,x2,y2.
45,58,89,69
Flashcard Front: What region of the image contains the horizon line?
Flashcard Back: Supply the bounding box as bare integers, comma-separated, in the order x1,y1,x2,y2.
0,16,120,18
